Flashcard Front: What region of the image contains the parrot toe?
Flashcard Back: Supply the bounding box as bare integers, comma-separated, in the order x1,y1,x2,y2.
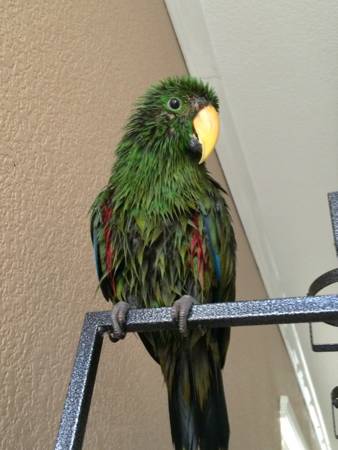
171,295,196,336
109,301,130,342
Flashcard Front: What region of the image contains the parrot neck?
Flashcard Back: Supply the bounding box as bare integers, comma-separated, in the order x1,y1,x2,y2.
109,138,212,219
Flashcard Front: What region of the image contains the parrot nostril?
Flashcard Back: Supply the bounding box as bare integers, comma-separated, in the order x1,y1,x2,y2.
192,97,208,112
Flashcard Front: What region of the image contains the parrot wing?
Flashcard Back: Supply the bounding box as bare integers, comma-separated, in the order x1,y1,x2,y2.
199,180,236,367
90,195,115,302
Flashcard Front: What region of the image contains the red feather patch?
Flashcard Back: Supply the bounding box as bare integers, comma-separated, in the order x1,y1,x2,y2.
190,214,208,287
102,204,115,293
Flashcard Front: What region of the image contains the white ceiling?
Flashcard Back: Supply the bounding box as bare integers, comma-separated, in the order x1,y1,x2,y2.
166,1,338,448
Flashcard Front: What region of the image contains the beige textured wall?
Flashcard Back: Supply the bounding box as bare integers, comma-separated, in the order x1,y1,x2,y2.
0,1,315,449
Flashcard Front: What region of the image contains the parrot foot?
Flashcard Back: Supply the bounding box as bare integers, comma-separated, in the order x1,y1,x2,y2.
171,295,196,336
109,301,130,343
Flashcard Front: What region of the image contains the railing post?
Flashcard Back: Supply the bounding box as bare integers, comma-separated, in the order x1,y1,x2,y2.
55,312,109,450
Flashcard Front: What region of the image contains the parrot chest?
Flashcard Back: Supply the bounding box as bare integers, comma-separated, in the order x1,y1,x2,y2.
110,209,212,308
92,185,235,309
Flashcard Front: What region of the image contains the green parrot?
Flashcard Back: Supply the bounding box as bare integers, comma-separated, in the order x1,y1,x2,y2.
90,76,236,450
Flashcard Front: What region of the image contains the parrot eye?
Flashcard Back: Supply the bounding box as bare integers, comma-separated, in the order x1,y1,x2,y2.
168,98,181,111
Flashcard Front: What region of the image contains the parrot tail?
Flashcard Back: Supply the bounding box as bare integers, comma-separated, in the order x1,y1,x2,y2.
166,344,229,450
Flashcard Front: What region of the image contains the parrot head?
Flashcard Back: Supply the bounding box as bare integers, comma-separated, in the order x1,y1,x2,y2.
125,76,220,164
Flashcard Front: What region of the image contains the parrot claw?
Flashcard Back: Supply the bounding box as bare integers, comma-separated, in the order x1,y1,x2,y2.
171,295,196,336
109,301,130,342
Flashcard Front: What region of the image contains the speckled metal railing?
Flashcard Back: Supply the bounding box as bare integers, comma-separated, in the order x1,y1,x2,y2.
329,192,338,256
55,295,338,450
55,192,338,450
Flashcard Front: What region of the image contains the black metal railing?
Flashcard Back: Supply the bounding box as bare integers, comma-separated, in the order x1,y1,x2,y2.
54,192,338,450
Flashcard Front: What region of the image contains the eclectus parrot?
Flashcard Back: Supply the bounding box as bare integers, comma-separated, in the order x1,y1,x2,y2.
90,76,236,450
